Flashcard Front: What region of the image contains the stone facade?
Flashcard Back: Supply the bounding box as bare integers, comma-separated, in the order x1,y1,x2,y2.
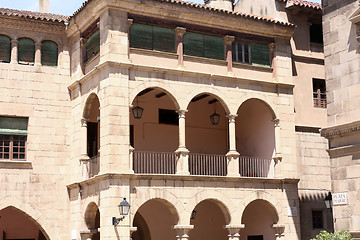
0,0,332,240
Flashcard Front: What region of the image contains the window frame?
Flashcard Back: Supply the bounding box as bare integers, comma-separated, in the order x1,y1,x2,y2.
18,37,35,65
41,40,58,67
232,41,251,64
0,135,27,161
313,78,327,108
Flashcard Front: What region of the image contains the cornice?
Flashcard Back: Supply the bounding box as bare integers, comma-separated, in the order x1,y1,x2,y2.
321,120,360,139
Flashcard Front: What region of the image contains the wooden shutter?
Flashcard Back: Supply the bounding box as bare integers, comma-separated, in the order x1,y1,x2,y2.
41,40,58,66
130,23,153,50
18,38,35,64
204,34,224,60
251,43,270,67
86,29,100,62
0,35,11,63
183,32,204,57
152,26,175,53
0,117,28,136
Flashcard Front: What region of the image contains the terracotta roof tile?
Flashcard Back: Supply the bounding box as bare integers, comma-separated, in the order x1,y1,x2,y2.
0,8,68,23
70,0,293,26
277,0,322,10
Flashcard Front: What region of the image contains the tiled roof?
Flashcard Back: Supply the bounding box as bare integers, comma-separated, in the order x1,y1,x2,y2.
0,8,68,23
277,0,322,10
71,0,293,26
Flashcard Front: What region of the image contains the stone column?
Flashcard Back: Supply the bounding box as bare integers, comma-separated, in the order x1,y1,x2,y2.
35,42,42,66
269,43,276,80
173,225,194,240
129,146,134,174
226,114,240,177
273,224,285,239
128,19,133,59
224,35,235,76
225,225,244,240
80,38,87,74
273,118,282,178
175,27,186,70
10,39,18,64
130,226,137,240
175,109,190,175
80,118,90,180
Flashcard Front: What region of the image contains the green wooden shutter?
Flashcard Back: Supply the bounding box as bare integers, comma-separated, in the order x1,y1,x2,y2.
204,34,224,60
251,43,270,67
183,32,204,58
152,26,175,53
0,117,28,136
86,29,100,62
41,40,58,66
0,35,11,63
18,38,35,64
130,23,153,50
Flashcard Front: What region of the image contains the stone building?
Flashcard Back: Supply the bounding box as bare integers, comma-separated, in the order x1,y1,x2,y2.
0,0,332,240
321,0,360,238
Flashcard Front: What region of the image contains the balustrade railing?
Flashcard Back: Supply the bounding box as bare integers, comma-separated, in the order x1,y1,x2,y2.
239,156,273,178
89,155,100,177
133,151,176,174
189,153,227,176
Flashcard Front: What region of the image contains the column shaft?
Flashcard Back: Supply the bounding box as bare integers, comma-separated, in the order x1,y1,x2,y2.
176,110,190,175
175,27,186,69
10,39,18,64
224,36,235,75
35,42,42,66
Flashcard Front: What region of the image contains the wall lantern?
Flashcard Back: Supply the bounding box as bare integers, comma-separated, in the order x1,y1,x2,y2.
190,210,197,220
112,198,131,226
209,102,220,125
325,192,332,209
132,97,143,119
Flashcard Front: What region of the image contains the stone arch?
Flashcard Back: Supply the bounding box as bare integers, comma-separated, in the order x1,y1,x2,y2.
0,197,57,240
239,191,282,223
83,92,100,120
184,88,231,115
187,190,236,225
84,202,100,230
129,83,180,110
236,95,278,119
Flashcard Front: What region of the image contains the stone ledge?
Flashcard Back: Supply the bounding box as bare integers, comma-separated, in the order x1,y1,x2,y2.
321,120,360,139
0,160,33,169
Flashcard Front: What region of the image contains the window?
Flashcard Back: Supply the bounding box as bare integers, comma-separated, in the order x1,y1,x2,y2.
232,42,270,67
0,117,28,160
18,38,35,64
310,24,323,44
183,32,224,60
312,210,324,229
87,122,98,158
41,40,58,66
130,23,175,53
248,236,263,240
0,34,11,63
313,79,326,108
86,29,100,62
159,109,178,125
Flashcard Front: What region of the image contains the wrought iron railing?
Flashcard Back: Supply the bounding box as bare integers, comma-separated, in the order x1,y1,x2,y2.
189,153,227,176
133,151,176,174
239,156,273,178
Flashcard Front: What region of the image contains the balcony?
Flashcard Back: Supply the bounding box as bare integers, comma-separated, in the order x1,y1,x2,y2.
133,151,274,178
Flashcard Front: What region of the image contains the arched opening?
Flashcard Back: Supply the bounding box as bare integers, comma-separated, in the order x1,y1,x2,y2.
189,199,230,240
132,199,178,240
130,88,179,174
83,94,100,177
0,206,49,240
236,99,276,177
41,40,58,67
241,200,278,240
186,93,228,176
84,203,100,240
18,38,35,65
0,34,11,63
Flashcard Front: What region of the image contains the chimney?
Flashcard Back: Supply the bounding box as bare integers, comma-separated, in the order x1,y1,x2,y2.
204,0,233,11
39,0,50,13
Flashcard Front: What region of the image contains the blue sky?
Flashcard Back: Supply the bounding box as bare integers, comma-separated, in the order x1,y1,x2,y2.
0,0,321,16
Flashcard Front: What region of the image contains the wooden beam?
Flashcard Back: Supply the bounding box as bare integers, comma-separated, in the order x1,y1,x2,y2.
191,94,209,102
155,92,167,98
137,88,154,96
208,99,218,104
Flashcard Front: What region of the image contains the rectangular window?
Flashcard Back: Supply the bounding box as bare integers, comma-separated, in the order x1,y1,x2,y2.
159,109,178,125
87,122,98,158
86,29,100,62
313,79,326,108
248,236,263,240
312,210,324,229
184,32,224,60
232,41,270,67
0,117,28,161
130,23,175,53
310,24,323,44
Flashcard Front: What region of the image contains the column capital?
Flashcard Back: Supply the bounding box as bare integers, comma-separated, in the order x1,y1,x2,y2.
224,35,235,46
80,37,87,46
128,19,134,28
272,118,280,127
11,39,19,44
176,109,188,118
35,42,42,48
81,118,88,127
273,224,285,239
175,27,186,37
226,114,238,122
269,43,276,51
225,224,245,231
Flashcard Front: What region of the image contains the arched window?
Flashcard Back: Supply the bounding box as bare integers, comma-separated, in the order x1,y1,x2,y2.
18,38,35,64
41,40,58,66
0,34,11,63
